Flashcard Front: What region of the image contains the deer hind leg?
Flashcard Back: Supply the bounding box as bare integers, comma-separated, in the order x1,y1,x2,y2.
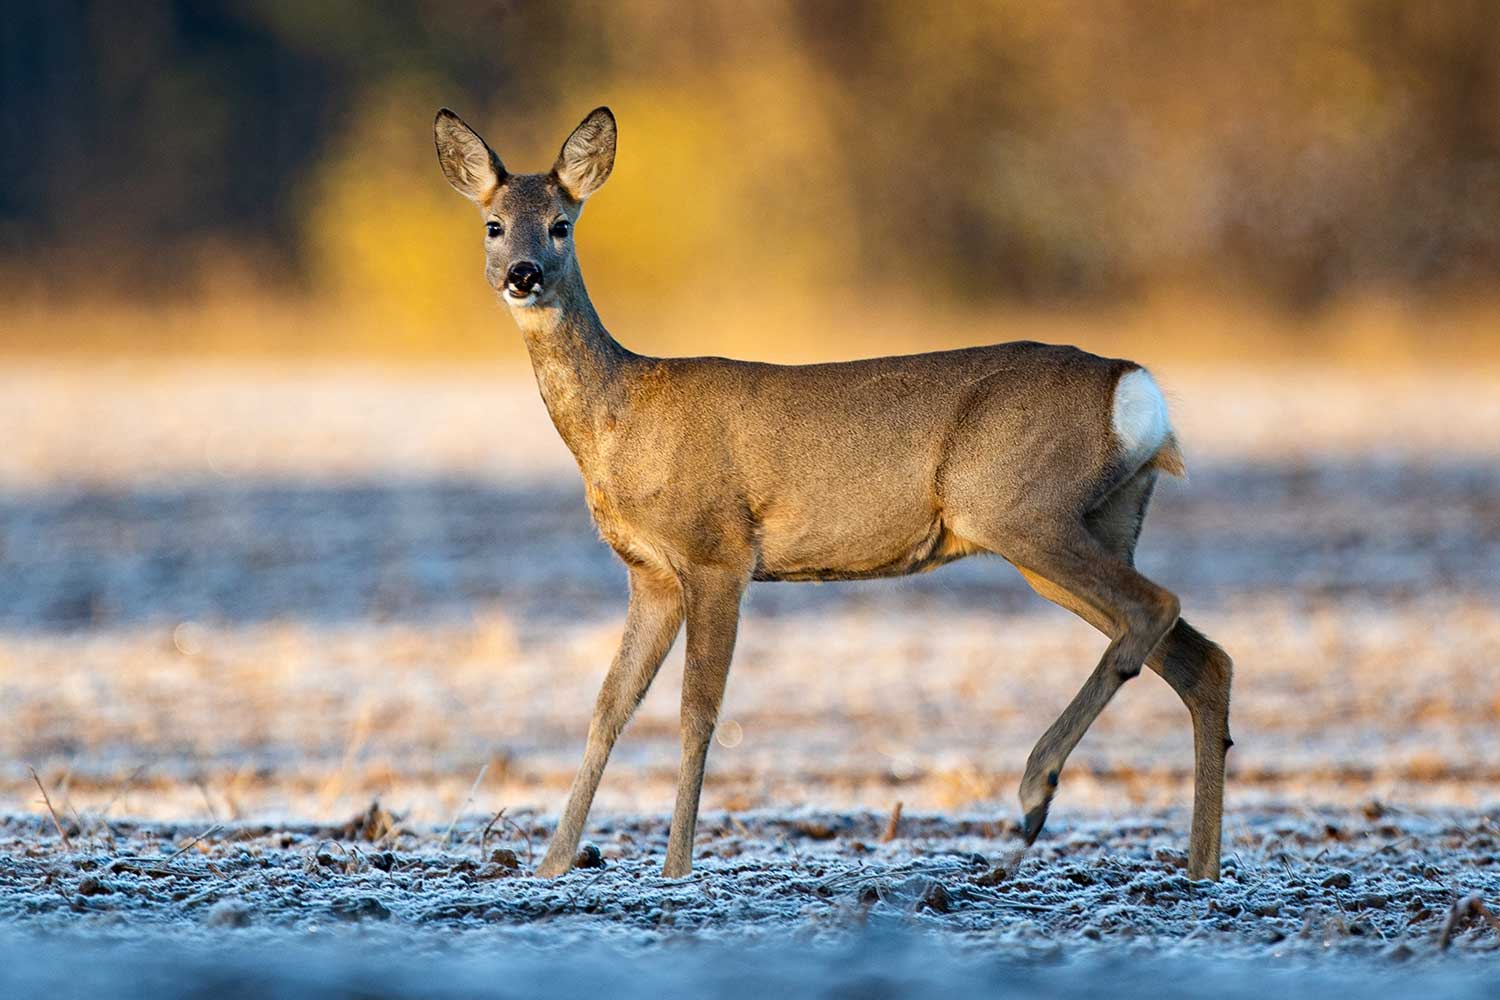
662,567,745,878
536,569,683,877
1001,526,1180,845
1019,467,1233,880
1153,621,1232,880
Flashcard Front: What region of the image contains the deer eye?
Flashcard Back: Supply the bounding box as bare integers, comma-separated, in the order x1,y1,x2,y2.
485,221,503,239
550,219,571,239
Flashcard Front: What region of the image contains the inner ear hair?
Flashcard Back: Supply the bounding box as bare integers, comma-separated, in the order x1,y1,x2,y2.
553,107,616,202
435,109,506,203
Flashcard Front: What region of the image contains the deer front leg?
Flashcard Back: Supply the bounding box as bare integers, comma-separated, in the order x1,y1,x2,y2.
535,569,683,877
662,568,745,878
1018,652,1132,844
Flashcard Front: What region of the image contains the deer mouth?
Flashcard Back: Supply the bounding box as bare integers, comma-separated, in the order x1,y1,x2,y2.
503,286,543,306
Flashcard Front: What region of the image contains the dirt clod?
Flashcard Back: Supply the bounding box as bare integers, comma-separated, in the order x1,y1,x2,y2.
330,896,392,922
917,882,952,914
971,866,1010,887
340,802,399,843
77,876,112,896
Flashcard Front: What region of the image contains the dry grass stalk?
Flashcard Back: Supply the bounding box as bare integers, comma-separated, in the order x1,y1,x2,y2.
478,807,534,862
167,823,223,861
28,767,72,851
881,801,904,843
441,763,489,848
1438,895,1500,950
316,700,376,814
94,765,147,821
480,808,507,859
483,809,537,868
340,801,400,843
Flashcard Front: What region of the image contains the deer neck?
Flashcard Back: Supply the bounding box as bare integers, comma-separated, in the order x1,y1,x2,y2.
509,268,631,468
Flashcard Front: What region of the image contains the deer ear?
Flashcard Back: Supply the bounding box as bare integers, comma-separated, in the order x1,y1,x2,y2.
434,109,505,203
552,107,616,202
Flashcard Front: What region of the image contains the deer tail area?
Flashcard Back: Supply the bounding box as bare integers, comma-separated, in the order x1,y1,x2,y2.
1112,367,1188,481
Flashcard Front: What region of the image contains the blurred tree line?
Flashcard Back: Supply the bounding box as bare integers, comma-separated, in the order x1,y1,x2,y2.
3,0,1499,318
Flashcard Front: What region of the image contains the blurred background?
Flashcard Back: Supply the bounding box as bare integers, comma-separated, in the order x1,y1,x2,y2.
0,2,1496,830
5,0,1500,360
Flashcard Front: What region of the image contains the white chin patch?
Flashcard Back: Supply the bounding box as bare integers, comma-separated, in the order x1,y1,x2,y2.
504,289,541,307
1111,368,1173,467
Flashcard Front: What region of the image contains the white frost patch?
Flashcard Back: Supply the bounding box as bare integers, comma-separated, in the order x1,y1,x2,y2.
1111,367,1172,467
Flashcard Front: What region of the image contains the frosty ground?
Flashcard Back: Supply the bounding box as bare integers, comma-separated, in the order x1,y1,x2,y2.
1,806,1498,996
0,363,1497,994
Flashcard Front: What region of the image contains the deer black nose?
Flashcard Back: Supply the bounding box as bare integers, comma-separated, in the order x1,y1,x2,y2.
505,261,542,293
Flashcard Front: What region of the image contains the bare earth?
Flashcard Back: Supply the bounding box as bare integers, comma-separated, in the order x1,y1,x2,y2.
0,362,1497,994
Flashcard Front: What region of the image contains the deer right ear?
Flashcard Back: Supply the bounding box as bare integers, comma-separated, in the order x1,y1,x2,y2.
552,107,616,202
434,109,505,203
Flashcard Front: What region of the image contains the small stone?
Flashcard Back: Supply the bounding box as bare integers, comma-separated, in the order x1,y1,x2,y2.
477,862,517,880
205,900,252,928
489,848,520,869
1320,871,1353,889
573,844,605,870
330,895,391,921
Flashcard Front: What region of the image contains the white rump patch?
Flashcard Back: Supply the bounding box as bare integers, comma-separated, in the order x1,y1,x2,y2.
1111,368,1172,467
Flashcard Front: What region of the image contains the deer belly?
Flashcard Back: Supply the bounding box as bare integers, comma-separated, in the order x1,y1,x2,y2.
752,505,975,582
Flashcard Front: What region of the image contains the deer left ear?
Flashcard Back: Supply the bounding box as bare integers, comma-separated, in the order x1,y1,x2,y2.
552,107,616,202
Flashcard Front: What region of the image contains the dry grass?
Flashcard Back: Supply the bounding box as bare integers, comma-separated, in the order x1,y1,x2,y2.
0,362,1496,829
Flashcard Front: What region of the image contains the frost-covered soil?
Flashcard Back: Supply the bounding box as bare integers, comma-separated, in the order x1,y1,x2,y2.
0,363,1497,993
4,806,1499,954
1,806,1498,996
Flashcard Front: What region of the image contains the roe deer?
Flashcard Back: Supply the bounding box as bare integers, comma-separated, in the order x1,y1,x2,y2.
434,106,1234,881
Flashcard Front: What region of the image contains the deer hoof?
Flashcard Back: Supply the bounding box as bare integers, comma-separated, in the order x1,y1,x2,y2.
1021,801,1051,845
